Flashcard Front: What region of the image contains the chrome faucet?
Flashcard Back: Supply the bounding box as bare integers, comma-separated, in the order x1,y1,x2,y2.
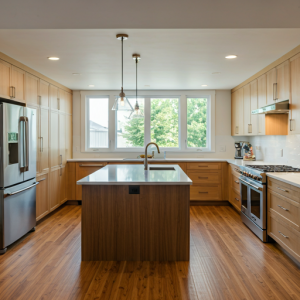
144,142,160,170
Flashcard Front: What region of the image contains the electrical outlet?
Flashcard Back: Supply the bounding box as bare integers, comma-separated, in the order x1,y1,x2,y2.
219,145,226,152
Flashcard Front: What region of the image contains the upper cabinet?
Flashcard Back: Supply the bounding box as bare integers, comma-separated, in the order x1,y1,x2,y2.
290,53,300,134
276,61,290,102
243,83,251,135
231,88,243,136
39,79,50,108
50,85,59,110
257,74,267,135
266,68,277,105
0,60,11,99
250,80,258,135
25,73,39,106
59,89,72,115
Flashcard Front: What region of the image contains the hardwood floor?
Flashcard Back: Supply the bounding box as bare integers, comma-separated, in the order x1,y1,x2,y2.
0,205,299,299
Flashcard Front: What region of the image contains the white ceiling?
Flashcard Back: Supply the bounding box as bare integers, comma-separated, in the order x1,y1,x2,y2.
0,29,300,90
1,0,300,28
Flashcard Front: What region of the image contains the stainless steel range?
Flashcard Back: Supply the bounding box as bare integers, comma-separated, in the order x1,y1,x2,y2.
235,164,300,242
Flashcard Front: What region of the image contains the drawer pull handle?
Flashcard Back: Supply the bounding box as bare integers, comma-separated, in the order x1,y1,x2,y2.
234,180,239,184
277,205,289,211
198,192,208,194
278,231,288,238
277,187,288,192
79,164,105,167
198,177,208,179
38,178,46,182
235,198,239,201
198,166,208,168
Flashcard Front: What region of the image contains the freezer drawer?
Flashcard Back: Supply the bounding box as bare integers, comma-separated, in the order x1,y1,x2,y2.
0,179,37,250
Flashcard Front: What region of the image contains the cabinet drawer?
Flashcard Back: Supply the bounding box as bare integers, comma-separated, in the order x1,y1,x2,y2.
231,174,240,192
190,185,222,200
229,164,241,177
268,178,300,203
187,171,221,184
268,215,300,257
268,190,300,231
229,188,241,211
187,163,221,170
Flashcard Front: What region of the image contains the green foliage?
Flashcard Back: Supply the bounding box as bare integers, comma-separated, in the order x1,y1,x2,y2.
122,98,207,148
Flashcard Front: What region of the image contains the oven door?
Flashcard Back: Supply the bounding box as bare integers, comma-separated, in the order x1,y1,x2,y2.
240,177,266,230
240,178,250,217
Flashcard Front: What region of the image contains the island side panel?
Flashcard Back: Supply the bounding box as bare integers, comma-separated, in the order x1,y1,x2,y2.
140,185,190,261
82,185,140,261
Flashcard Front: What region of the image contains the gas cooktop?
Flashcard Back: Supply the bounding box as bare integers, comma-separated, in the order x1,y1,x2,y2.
246,165,300,173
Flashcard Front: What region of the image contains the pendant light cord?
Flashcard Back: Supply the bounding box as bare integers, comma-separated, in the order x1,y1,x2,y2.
121,37,123,89
136,57,138,103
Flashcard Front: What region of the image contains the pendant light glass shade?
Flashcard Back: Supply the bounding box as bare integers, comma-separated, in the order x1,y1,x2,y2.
112,34,133,112
130,54,144,119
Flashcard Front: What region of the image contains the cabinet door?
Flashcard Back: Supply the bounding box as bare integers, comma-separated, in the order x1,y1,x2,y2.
34,107,41,174
11,66,26,103
65,91,72,115
60,166,67,204
25,73,39,106
66,114,72,160
40,108,49,173
243,83,251,135
58,89,66,112
290,54,300,134
59,114,66,166
231,91,237,135
236,88,244,135
36,174,49,220
39,79,50,108
50,168,60,211
257,74,267,135
277,60,290,102
50,84,59,110
250,79,258,135
0,59,11,99
50,111,59,168
266,68,277,105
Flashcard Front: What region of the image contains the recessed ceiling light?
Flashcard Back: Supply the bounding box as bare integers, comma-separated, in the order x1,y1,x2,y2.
201,85,208,87
89,85,95,87
212,72,221,75
48,57,60,61
72,73,81,75
225,55,237,59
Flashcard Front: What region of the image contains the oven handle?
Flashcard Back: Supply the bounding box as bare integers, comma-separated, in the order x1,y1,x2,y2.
239,178,262,191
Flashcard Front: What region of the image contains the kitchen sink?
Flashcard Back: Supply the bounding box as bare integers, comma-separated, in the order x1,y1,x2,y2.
149,167,175,171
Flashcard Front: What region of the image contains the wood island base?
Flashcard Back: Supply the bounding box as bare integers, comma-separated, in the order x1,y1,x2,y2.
81,185,190,261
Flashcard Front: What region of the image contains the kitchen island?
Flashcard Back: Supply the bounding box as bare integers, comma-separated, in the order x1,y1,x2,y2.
77,164,192,261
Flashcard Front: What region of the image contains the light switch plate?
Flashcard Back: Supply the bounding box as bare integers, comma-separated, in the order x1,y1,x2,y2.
219,145,226,152
280,149,283,157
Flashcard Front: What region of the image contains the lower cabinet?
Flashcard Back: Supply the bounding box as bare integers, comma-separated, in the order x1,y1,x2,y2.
36,173,50,221
228,164,241,211
49,166,67,211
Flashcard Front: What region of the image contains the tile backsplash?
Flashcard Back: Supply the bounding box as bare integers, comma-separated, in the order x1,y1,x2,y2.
249,135,300,167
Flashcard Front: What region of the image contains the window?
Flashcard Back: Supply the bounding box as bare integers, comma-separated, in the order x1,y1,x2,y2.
187,98,208,148
150,98,179,148
116,98,145,148
87,97,109,148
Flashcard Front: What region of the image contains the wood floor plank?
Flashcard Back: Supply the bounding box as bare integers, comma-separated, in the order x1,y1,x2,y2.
0,204,299,300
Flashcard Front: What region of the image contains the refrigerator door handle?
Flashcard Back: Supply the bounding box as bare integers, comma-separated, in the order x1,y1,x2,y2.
5,182,39,197
20,116,29,172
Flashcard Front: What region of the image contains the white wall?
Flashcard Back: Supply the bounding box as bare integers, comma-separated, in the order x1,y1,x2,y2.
249,135,300,167
72,90,239,159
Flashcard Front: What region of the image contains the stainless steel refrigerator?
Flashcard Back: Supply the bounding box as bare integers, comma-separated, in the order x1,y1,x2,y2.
0,102,37,254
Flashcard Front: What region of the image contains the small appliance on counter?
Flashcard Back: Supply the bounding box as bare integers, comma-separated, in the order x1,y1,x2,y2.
242,142,256,161
234,142,245,159
0,102,37,254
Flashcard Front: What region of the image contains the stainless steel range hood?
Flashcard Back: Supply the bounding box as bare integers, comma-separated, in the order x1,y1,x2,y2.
251,100,289,115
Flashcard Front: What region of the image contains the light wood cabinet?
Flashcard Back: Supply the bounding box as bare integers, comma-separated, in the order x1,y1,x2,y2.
228,164,241,211
60,166,67,204
65,91,72,115
25,73,39,106
11,66,26,103
257,74,267,135
59,114,66,166
50,167,61,211
276,61,290,102
40,108,49,173
50,111,59,168
66,114,72,160
266,68,277,105
50,84,59,110
231,88,243,136
243,83,251,135
290,53,300,134
0,59,11,99
250,80,258,135
36,174,49,221
39,79,50,108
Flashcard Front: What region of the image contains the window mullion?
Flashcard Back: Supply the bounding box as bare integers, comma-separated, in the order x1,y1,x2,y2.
144,97,151,144
180,95,187,150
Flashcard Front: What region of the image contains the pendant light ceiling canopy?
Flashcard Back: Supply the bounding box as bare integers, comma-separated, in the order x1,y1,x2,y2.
131,53,144,119
112,34,133,112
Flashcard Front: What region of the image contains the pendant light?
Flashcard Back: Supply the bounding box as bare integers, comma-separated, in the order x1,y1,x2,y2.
112,34,133,112
131,53,144,119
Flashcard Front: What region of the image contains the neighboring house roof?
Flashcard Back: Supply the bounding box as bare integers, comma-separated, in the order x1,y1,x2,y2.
90,120,108,132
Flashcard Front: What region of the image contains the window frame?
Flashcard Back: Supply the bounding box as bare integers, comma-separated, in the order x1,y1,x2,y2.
80,90,215,153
